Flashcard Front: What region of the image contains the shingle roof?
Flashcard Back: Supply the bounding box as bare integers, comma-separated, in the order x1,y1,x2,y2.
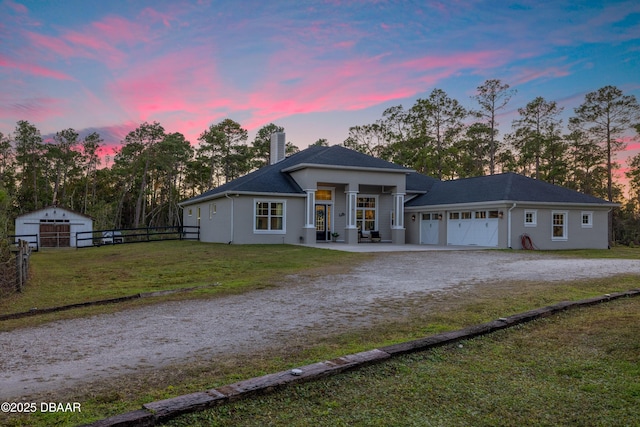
181,145,413,205
281,145,411,171
406,172,439,193
406,172,615,207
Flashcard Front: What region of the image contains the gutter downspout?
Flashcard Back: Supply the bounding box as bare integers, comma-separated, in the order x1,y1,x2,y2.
507,203,517,249
225,193,234,244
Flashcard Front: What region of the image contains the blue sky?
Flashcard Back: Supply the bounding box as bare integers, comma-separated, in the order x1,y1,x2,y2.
1,0,638,167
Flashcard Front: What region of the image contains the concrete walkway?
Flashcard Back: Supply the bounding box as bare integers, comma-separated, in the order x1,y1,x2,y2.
302,242,492,252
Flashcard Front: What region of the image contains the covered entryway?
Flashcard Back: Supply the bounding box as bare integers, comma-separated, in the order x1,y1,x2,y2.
447,210,499,246
420,213,439,244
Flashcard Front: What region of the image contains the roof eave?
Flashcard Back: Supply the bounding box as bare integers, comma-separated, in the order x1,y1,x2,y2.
405,200,619,211
281,163,413,174
179,190,306,206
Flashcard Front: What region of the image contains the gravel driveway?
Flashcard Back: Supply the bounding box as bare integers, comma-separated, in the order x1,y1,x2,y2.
1,250,638,400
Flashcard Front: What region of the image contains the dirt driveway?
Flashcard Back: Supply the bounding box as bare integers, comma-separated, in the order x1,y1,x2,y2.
1,250,638,400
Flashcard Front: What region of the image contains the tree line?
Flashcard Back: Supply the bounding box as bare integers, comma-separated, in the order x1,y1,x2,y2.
0,81,639,243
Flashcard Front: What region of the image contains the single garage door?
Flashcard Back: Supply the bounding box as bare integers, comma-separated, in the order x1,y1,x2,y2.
447,210,499,246
420,213,439,244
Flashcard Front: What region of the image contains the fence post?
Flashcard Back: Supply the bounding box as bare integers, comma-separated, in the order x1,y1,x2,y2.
16,240,23,292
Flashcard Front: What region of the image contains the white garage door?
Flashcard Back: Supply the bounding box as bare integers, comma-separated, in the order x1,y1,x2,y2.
420,213,439,244
447,210,499,246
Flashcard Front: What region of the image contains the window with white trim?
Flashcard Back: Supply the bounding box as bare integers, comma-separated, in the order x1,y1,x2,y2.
552,211,568,240
356,196,377,231
254,200,286,233
581,211,593,228
209,203,216,219
524,210,537,227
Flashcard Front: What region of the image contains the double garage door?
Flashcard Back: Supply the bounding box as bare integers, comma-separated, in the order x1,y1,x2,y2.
447,210,499,247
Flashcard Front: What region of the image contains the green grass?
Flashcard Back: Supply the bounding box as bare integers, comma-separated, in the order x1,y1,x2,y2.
164,297,640,427
1,245,639,426
0,241,369,327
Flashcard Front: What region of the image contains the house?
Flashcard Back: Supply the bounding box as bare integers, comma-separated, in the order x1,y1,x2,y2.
180,135,616,249
14,206,94,248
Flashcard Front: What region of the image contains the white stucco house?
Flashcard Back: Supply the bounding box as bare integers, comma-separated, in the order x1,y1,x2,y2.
14,206,94,248
180,135,616,250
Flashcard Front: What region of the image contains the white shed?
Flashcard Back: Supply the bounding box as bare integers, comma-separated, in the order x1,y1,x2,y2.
14,206,93,248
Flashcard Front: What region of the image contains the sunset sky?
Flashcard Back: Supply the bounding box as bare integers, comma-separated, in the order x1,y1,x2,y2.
1,0,639,170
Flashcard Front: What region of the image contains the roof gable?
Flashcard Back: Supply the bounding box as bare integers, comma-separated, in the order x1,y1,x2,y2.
15,205,94,220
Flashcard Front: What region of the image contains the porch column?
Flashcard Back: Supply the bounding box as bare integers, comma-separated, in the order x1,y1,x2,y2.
305,189,316,227
302,189,317,244
391,192,405,244
345,190,359,244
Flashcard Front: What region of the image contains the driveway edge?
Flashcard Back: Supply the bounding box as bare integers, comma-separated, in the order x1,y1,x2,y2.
83,289,640,427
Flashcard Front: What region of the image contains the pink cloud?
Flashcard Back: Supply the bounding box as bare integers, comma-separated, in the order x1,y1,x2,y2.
106,48,237,143
0,97,65,122
23,14,157,67
140,7,174,28
0,54,73,80
25,31,76,58
241,49,508,130
4,0,27,14
510,66,572,86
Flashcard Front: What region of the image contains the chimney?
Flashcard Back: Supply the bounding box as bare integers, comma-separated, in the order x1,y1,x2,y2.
270,132,286,165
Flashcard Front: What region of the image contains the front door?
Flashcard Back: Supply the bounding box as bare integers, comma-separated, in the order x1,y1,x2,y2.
315,204,331,241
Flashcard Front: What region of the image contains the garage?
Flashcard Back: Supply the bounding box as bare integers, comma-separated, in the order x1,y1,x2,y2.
14,206,93,248
447,210,499,246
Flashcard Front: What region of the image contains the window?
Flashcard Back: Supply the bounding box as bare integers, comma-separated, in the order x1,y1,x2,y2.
188,208,193,217
422,213,431,221
315,189,332,201
489,210,500,219
475,211,487,219
552,211,568,240
461,211,472,220
356,196,377,231
449,212,459,220
197,208,201,221
209,203,216,219
254,200,285,233
524,210,537,227
581,211,593,228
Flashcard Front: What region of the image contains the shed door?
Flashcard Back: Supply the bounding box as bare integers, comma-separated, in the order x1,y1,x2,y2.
40,222,71,247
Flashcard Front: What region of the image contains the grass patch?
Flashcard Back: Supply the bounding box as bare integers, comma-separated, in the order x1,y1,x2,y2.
4,274,638,427
0,241,369,329
1,245,639,426
546,246,640,259
164,297,640,427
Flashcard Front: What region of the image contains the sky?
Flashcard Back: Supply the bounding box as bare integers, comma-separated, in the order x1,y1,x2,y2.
1,0,639,173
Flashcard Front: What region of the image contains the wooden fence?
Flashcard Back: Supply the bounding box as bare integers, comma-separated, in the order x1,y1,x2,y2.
0,240,31,297
76,225,200,248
